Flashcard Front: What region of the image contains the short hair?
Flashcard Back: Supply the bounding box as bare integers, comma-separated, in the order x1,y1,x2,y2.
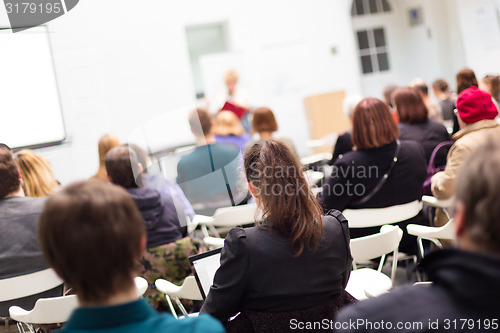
224,69,239,83
456,141,500,255
252,107,278,133
0,143,10,150
351,98,400,150
213,111,245,136
105,146,140,188
189,108,213,137
432,79,449,93
38,180,145,303
456,68,478,94
382,85,398,108
393,87,429,124
409,78,429,96
0,148,20,199
15,150,59,197
98,134,121,165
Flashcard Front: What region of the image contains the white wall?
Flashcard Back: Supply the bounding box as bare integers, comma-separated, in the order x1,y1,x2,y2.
1,0,362,184
456,0,500,78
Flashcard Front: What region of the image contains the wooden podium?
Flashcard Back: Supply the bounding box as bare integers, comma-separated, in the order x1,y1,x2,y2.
304,91,351,154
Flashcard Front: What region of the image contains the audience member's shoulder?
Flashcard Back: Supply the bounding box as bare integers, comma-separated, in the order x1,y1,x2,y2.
153,312,224,333
5,196,47,211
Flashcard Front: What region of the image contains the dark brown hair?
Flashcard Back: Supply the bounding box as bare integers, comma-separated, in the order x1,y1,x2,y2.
0,148,21,199
382,85,398,108
456,140,500,255
252,107,278,133
189,108,213,137
244,139,323,256
105,146,140,188
432,79,449,93
351,98,399,149
393,87,429,124
456,68,478,95
38,180,146,303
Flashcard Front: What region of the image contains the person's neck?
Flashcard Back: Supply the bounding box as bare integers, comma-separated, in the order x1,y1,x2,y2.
435,92,449,100
4,187,24,199
259,132,273,141
79,286,138,307
196,135,216,146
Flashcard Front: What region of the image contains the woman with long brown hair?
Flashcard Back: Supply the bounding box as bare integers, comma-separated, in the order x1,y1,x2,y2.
91,134,121,181
319,98,427,255
201,139,352,325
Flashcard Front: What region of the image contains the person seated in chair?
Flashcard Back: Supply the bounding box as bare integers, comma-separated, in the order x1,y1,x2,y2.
201,139,353,330
105,146,197,311
336,140,500,332
0,146,61,317
38,180,223,333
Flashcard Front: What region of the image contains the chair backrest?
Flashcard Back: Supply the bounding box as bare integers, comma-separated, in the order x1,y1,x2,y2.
134,277,148,297
433,218,455,240
9,295,78,324
211,204,262,227
0,268,63,302
155,276,203,301
350,225,403,262
343,200,422,228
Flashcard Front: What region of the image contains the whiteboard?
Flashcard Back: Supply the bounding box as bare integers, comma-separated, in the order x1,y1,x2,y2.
0,26,65,149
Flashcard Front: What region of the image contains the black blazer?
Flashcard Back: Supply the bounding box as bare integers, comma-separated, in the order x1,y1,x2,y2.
200,212,352,322
319,140,427,255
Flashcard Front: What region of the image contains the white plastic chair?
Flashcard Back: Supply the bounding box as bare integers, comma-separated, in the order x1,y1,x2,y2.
192,203,262,238
0,269,63,303
407,218,456,258
422,195,454,221
155,276,202,319
203,236,225,249
8,276,148,333
346,225,403,301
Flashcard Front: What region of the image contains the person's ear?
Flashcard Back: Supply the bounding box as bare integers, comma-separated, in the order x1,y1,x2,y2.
454,202,467,238
138,163,144,175
137,235,146,259
248,182,258,198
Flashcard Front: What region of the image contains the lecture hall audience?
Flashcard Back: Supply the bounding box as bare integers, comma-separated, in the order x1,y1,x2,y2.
15,149,59,197
410,78,443,123
201,139,353,330
319,98,427,256
37,180,223,333
336,141,500,332
0,146,61,317
452,68,479,134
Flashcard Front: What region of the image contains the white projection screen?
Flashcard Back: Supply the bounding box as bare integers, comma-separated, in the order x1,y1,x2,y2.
0,26,65,149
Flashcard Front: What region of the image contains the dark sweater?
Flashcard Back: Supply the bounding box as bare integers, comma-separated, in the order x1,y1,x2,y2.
319,140,427,255
398,120,452,166
336,249,500,332
127,188,185,248
329,131,354,166
201,212,352,322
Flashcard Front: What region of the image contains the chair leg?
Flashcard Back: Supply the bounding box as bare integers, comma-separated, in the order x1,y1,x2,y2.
165,295,178,319
174,296,189,317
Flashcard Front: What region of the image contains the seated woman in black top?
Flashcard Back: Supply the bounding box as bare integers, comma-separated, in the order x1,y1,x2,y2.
393,87,452,167
319,98,427,255
201,139,352,324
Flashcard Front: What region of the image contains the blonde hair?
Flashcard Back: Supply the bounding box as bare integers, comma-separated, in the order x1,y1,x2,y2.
213,111,245,136
224,69,239,83
15,150,59,197
93,134,121,181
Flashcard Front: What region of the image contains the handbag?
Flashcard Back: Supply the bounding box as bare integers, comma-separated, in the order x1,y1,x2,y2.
422,141,454,196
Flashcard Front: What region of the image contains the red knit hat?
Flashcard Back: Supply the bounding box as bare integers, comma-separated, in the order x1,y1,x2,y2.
456,86,498,124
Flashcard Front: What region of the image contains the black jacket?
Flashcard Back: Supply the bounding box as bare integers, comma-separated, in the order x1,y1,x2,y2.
329,131,354,166
398,120,452,166
127,188,185,248
200,211,352,322
319,140,427,255
336,249,500,332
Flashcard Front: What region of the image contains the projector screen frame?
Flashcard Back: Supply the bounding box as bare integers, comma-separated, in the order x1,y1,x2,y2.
1,25,68,151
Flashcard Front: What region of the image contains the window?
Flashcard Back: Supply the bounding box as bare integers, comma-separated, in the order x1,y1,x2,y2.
356,27,390,74
186,23,229,99
351,0,391,17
